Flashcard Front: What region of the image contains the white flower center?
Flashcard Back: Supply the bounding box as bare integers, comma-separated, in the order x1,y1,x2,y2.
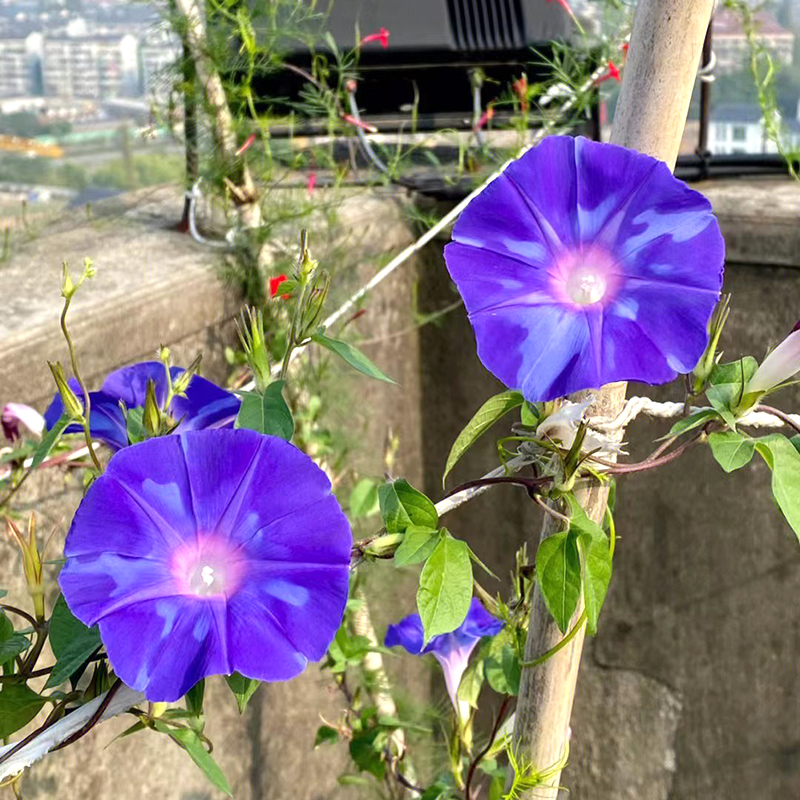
566,267,607,305
188,560,227,596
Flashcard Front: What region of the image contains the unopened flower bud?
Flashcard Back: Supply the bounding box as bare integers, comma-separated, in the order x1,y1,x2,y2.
172,354,202,397
143,378,161,436
296,269,330,342
7,516,45,620
48,361,84,421
692,294,730,393
747,326,800,396
237,308,271,392
61,262,75,298
2,403,45,442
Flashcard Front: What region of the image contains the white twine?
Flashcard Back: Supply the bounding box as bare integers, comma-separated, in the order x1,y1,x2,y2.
0,685,146,782
588,396,800,433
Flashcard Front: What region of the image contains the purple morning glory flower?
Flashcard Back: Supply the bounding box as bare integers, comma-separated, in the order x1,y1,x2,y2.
444,135,725,402
59,429,352,701
43,362,240,450
385,598,503,711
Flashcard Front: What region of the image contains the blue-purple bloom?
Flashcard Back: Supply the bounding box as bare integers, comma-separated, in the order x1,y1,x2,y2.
385,599,503,710
60,429,352,701
43,362,240,450
444,135,725,402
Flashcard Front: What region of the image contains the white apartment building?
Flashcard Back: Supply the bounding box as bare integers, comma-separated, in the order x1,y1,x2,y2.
42,34,138,99
710,102,800,155
0,32,43,97
140,39,181,98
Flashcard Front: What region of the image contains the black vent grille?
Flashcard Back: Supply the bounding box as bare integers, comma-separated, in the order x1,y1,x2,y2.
446,0,526,51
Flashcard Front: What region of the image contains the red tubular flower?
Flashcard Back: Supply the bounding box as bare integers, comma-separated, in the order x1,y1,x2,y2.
235,133,257,156
307,172,317,196
361,27,390,48
340,113,378,134
513,76,530,113
269,274,290,300
621,42,630,61
546,0,576,21
474,106,495,132
594,60,622,86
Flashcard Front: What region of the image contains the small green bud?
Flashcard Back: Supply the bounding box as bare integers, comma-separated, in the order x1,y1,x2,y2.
295,269,330,342
692,294,730,393
172,354,202,397
237,308,271,392
48,361,84,421
82,257,96,281
142,378,161,436
61,263,75,299
159,345,171,365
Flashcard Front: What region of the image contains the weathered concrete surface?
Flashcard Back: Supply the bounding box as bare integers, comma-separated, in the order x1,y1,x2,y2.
417,194,800,798
698,178,800,268
0,184,428,799
3,175,800,799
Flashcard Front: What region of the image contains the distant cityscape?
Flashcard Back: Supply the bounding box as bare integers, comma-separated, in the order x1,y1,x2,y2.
0,0,177,127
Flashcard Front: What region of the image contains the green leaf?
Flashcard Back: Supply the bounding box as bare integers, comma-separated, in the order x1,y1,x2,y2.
224,672,260,714
755,434,800,543
416,532,473,643
393,525,440,566
457,656,485,709
349,478,379,518
185,680,205,716
312,331,395,384
708,430,755,473
520,402,540,428
564,496,612,635
314,725,340,748
154,722,232,796
706,358,758,429
0,632,30,665
349,729,387,780
0,683,46,738
125,407,146,445
31,413,70,469
536,532,582,634
443,391,525,486
235,381,294,440
663,409,717,440
484,631,520,696
378,479,438,533
46,595,102,688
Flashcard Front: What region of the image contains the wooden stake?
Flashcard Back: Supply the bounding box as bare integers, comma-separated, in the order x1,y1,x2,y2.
510,2,716,796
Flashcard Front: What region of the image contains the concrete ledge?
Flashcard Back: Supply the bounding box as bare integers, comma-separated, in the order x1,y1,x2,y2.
0,185,240,406
698,178,800,268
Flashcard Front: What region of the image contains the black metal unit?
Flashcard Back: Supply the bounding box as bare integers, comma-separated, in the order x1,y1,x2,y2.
249,0,573,129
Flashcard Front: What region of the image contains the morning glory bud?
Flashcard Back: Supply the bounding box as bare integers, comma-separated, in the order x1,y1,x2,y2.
747,326,800,395
295,269,330,342
1,403,45,442
48,361,84,421
142,378,162,436
237,308,271,393
692,294,730,394
171,354,203,397
7,516,45,621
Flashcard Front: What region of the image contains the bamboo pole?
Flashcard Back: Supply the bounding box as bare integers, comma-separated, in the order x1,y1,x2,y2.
510,2,716,796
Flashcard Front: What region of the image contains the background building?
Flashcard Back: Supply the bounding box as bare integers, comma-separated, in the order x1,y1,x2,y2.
41,33,138,99
713,9,795,73
0,32,42,96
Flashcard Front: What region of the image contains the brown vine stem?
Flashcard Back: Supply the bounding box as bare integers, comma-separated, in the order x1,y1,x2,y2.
755,404,800,436
464,696,513,800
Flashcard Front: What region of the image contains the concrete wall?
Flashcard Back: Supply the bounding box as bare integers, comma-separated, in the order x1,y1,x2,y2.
2,176,800,799
415,181,800,800
0,184,428,800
